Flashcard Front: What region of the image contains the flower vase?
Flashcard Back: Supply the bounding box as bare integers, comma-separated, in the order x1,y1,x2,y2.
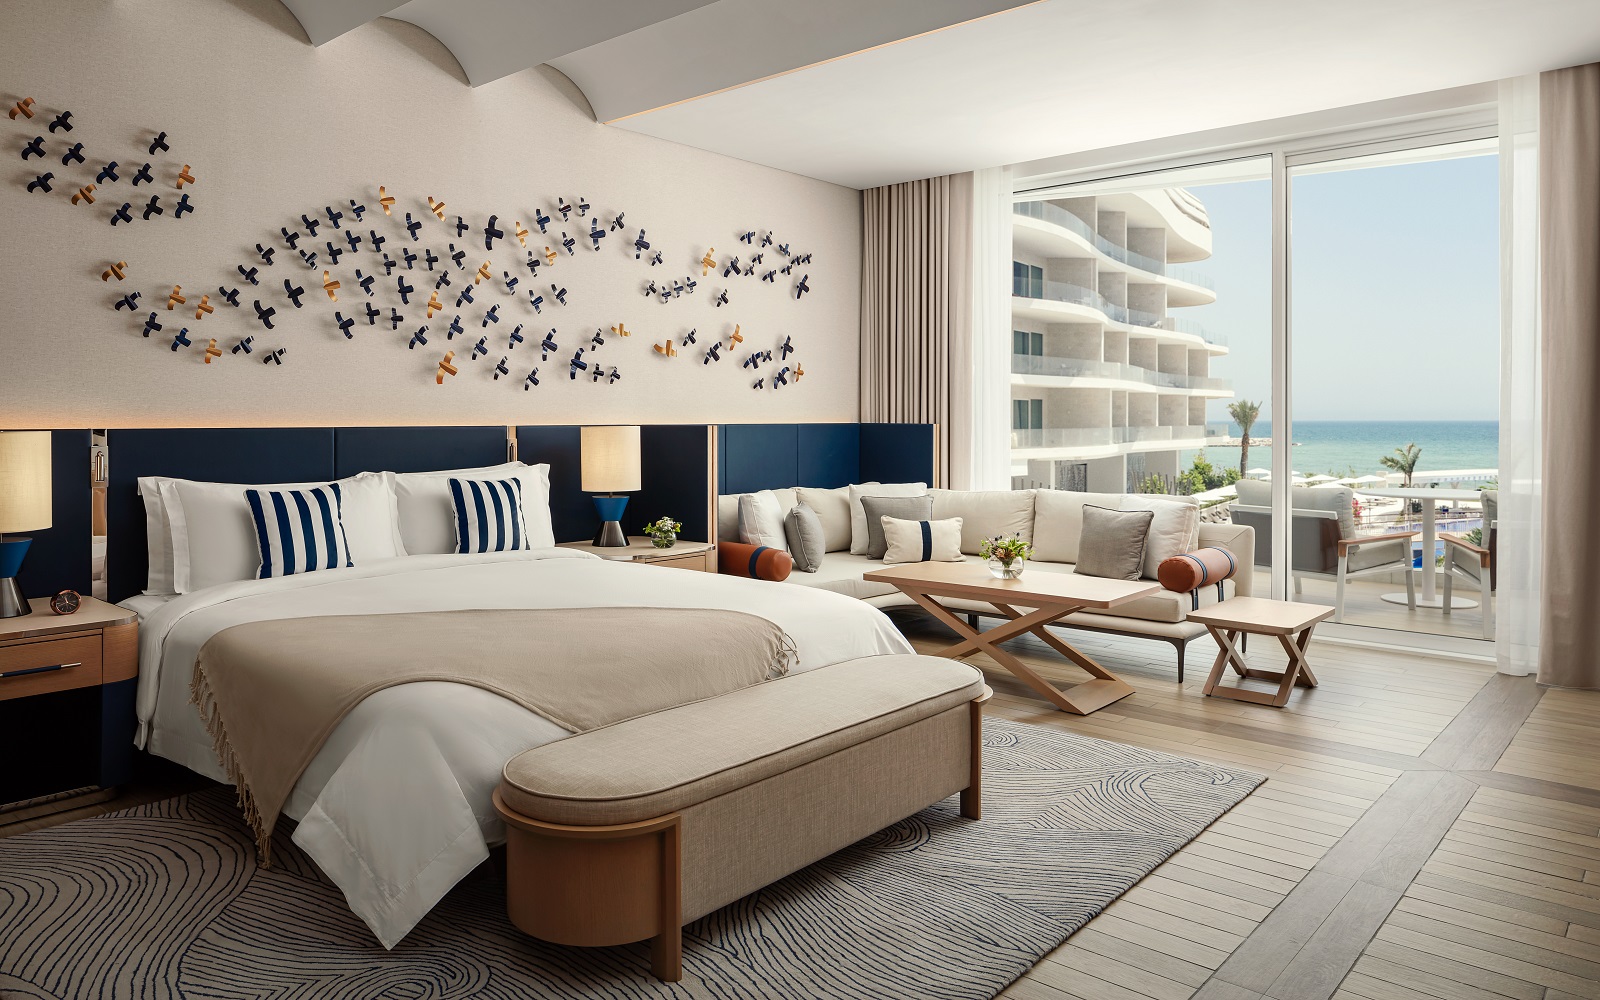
651,533,677,549
987,556,1025,580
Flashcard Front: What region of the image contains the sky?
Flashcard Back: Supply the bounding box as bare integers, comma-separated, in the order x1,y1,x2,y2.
1175,151,1500,424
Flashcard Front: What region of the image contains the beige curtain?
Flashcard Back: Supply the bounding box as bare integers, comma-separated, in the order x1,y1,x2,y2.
860,174,974,486
1538,62,1600,689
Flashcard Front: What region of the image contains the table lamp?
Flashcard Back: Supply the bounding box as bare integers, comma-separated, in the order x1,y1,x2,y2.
0,431,52,618
581,425,640,547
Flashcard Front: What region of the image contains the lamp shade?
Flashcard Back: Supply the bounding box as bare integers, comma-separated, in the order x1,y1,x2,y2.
0,431,51,533
580,425,641,493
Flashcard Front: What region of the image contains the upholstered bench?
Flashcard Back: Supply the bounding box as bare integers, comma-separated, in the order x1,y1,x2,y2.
492,654,990,981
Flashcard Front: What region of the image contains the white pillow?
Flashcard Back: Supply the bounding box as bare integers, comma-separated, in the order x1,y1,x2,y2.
1120,494,1201,580
394,462,553,555
168,471,397,593
793,485,855,552
848,482,927,555
737,491,788,550
137,477,178,595
717,488,798,543
882,515,965,564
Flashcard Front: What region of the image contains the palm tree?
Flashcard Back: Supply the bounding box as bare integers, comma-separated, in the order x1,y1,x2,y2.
1380,443,1422,487
1227,399,1262,478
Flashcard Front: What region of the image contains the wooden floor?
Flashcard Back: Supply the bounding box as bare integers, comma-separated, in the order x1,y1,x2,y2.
886,609,1598,1000
2,608,1588,1000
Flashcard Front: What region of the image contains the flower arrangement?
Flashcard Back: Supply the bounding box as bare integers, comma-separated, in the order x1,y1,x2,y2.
643,516,682,549
978,535,1032,580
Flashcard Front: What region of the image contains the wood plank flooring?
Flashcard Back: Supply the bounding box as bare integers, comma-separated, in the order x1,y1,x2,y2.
886,608,1596,1000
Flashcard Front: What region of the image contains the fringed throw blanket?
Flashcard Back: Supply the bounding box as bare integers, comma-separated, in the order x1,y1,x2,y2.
191,608,795,861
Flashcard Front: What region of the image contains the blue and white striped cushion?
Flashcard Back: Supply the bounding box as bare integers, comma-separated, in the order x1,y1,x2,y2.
244,483,354,580
448,478,530,554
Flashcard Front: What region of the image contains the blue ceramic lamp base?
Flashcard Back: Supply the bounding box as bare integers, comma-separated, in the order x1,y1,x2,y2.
591,496,629,547
0,537,33,618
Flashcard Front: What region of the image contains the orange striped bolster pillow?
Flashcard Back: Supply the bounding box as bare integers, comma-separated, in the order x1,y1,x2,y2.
1157,546,1237,593
717,541,793,582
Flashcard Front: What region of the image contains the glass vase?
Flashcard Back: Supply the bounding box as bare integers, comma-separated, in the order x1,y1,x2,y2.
651,533,677,549
987,556,1025,580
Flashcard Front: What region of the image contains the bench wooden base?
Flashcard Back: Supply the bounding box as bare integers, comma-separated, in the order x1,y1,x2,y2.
492,693,988,982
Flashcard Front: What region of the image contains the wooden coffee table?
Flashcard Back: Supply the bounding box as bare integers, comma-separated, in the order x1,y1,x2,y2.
1186,597,1334,707
863,562,1162,715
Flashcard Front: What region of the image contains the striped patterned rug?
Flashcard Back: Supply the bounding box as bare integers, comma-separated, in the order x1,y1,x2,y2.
0,718,1261,999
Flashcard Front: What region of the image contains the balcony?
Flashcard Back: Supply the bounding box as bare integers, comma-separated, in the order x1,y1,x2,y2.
1011,354,1232,394
1011,278,1227,349
1011,424,1212,450
1013,202,1214,290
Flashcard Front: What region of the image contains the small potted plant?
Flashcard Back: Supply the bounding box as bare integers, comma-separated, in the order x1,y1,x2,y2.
978,535,1032,580
643,515,682,549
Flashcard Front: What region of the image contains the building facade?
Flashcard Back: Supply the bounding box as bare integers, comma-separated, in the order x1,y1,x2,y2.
1010,188,1231,492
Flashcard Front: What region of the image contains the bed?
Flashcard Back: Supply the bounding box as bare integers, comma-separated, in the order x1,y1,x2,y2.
108,426,916,948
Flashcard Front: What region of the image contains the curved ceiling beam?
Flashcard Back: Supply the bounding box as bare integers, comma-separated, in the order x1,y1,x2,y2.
549,0,1042,124
385,0,720,88
275,0,408,47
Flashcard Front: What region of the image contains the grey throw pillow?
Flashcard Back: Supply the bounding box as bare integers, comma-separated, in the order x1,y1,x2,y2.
1076,505,1155,581
860,495,934,559
783,502,826,573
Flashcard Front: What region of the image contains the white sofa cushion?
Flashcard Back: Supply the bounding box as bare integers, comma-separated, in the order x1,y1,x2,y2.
1121,494,1201,580
1030,491,1125,564
794,485,855,552
882,516,964,564
778,552,902,601
848,483,926,555
737,490,789,550
717,489,798,543
929,489,1035,555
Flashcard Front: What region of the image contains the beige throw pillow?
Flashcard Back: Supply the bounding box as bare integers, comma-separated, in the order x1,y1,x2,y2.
1075,505,1154,581
882,516,965,564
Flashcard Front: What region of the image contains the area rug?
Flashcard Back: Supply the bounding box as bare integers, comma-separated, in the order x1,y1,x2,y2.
0,718,1262,999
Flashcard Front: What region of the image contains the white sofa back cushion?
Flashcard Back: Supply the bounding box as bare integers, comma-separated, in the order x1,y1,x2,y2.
848,483,926,555
1121,494,1201,580
1030,491,1126,564
793,485,855,552
717,489,798,543
928,489,1035,555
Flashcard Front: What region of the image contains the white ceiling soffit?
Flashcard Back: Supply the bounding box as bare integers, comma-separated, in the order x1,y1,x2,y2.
546,0,1045,125
601,0,1600,189
276,0,722,87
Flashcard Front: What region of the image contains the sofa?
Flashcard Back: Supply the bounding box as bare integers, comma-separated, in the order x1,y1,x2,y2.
717,486,1256,680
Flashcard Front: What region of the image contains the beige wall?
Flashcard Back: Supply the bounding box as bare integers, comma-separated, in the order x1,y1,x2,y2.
0,0,861,428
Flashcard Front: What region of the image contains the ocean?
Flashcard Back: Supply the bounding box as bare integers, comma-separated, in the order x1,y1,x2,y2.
1190,420,1499,479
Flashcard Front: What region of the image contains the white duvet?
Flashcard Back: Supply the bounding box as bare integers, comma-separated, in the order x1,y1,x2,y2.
131,549,912,948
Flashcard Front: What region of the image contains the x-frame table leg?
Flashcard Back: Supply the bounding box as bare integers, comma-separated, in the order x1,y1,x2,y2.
1201,623,1320,707
901,590,1135,715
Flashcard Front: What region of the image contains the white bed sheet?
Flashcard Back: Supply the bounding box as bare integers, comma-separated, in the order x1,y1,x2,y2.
118,592,176,619
135,548,913,947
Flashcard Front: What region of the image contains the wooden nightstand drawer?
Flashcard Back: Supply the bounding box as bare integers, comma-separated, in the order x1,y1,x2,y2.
636,549,714,572
0,634,104,702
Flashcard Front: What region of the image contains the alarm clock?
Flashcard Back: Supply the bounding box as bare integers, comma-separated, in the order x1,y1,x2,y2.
49,590,81,616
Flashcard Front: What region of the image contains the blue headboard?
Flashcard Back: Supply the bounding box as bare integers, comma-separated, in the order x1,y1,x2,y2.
716,423,937,495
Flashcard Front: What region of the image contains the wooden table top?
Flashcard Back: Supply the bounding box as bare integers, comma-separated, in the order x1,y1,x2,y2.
1186,596,1335,634
863,561,1162,610
0,596,137,643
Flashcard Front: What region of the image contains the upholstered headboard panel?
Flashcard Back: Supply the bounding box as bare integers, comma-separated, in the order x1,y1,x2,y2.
716,423,936,495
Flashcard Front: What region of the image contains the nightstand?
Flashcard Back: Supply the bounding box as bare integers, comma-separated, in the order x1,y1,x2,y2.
0,596,138,822
557,538,716,573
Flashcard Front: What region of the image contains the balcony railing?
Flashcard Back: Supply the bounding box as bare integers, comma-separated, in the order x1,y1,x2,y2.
1011,424,1215,450
1010,354,1233,392
1011,278,1226,347
1014,202,1215,290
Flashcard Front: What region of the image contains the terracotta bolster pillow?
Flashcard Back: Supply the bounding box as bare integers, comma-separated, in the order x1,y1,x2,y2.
1157,546,1238,593
718,542,793,582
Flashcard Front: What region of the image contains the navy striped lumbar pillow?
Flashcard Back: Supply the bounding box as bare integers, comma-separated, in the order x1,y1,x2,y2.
244,483,354,580
448,477,530,554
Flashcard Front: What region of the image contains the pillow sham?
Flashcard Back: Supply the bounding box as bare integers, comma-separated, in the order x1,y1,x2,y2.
783,502,826,573
1120,494,1201,580
245,483,353,580
167,471,396,593
848,483,927,555
394,462,553,555
881,516,965,565
137,477,178,595
737,490,788,551
1075,505,1154,581
448,478,530,554
860,494,934,560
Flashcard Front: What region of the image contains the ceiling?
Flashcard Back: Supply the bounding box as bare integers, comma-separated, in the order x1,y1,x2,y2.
276,0,1600,190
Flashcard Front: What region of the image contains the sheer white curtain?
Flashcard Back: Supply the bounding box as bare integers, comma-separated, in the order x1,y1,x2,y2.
965,166,1013,490
1496,75,1541,677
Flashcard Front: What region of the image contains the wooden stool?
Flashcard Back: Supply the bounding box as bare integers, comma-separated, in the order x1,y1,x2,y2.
1186,597,1334,707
